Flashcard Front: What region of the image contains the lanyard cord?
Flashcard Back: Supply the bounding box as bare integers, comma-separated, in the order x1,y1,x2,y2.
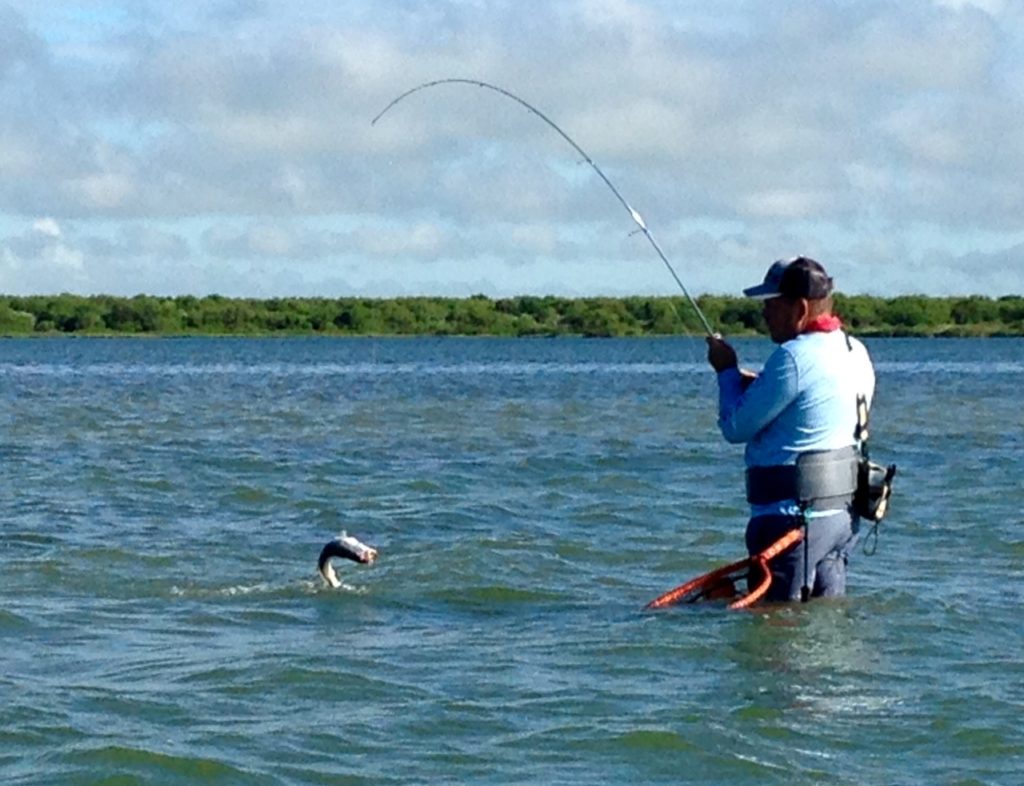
799,502,811,603
847,331,885,555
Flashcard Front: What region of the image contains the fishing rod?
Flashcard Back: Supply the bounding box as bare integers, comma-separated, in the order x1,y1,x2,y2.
372,78,715,337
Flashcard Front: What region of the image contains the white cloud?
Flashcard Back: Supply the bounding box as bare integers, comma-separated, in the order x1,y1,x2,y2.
33,217,61,238
350,221,448,257
44,242,84,270
0,0,1022,296
66,172,137,210
572,0,659,40
739,190,830,220
932,0,1006,15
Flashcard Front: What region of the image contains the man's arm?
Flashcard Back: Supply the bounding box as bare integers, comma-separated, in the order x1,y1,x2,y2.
706,336,757,387
708,339,801,444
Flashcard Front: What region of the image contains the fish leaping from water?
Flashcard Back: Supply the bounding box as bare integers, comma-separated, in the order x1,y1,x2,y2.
318,532,378,588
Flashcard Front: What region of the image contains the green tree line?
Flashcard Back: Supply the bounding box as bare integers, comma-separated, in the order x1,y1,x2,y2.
1,293,1022,337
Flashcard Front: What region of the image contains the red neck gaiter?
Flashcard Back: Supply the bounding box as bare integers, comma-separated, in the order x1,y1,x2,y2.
804,315,843,333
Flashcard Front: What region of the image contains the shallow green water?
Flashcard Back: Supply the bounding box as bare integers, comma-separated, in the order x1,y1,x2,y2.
2,337,1022,784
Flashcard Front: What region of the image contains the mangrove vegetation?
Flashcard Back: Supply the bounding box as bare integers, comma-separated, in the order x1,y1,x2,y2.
1,293,1022,338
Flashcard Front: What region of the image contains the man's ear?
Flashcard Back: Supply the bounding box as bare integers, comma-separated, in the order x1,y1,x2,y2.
795,297,811,326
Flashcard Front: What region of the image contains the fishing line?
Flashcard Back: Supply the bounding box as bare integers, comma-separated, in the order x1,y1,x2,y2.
372,78,715,337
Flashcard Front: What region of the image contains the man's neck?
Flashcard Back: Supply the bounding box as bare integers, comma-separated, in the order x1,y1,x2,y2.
802,314,842,333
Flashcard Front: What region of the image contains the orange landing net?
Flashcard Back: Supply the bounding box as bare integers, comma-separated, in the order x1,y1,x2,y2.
645,528,804,611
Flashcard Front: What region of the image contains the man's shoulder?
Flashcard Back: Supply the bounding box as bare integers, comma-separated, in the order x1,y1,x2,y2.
778,331,833,357
779,331,873,375
843,333,874,365
785,330,865,353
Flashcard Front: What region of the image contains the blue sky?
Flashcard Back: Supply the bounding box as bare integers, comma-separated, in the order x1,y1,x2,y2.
1,0,1022,298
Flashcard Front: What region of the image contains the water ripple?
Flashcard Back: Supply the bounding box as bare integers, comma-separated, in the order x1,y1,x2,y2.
3,337,1022,786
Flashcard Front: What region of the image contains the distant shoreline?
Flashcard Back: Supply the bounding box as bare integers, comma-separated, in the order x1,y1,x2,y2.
2,293,1022,338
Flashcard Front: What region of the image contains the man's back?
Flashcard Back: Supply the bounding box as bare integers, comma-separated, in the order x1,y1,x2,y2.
716,330,875,465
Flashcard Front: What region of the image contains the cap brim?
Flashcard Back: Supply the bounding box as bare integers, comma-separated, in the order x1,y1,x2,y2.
742,283,780,299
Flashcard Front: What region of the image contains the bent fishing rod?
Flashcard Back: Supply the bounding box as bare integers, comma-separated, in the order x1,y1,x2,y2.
372,78,715,337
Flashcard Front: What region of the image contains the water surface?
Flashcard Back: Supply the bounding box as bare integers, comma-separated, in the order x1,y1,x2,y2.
2,337,1022,784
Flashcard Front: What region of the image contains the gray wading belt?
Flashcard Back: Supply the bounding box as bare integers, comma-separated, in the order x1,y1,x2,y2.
745,446,860,509
746,446,859,602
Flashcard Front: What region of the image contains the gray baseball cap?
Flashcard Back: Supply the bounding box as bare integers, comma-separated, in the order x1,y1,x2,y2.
742,257,833,300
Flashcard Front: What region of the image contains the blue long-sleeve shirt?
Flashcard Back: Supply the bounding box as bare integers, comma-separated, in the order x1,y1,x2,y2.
716,329,875,516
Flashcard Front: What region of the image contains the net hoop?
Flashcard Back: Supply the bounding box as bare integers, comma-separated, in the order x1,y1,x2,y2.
645,528,804,611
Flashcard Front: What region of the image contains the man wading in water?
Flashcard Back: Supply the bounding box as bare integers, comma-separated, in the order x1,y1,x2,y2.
706,257,876,601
